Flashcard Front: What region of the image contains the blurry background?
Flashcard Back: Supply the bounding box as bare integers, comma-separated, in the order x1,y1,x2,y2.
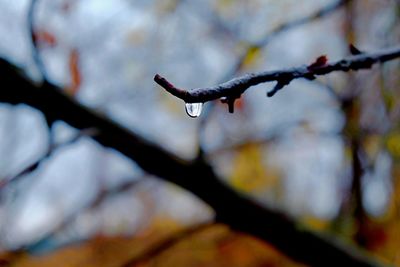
1,0,400,266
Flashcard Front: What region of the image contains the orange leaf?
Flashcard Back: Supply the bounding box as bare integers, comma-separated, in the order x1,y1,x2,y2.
218,96,245,113
66,49,82,96
239,45,262,70
234,97,245,111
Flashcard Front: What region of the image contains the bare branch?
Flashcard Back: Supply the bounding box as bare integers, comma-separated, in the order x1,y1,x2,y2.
0,58,390,267
198,0,351,144
0,129,97,191
155,46,400,103
255,0,352,48
225,0,352,79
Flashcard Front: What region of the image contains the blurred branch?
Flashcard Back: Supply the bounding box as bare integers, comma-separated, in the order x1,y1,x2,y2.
351,140,370,247
0,128,96,191
257,0,351,47
121,222,215,267
155,46,400,106
0,58,389,267
28,0,48,81
23,177,144,253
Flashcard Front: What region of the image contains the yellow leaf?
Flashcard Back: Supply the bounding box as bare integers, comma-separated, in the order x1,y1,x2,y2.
240,45,262,70
230,143,278,193
363,134,381,160
302,215,330,231
386,133,400,158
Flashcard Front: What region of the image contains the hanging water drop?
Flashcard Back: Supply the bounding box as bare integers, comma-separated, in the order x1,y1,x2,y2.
185,102,203,118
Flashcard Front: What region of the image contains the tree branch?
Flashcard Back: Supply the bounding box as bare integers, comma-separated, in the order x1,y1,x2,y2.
155,46,400,104
221,0,352,80
0,58,390,267
255,0,352,48
0,129,96,191
198,0,351,145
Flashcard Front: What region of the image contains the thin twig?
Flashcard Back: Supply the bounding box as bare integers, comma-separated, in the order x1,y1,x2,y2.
220,0,352,81
257,0,351,47
155,46,400,104
0,128,97,191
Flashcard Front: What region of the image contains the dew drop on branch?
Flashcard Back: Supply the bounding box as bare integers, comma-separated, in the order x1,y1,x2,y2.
185,103,203,118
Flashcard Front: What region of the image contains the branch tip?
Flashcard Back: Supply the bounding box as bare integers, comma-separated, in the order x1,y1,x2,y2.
154,74,188,100
155,46,400,113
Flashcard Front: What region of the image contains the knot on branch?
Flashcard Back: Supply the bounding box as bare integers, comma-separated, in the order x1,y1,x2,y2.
307,55,328,71
349,44,363,55
221,94,242,113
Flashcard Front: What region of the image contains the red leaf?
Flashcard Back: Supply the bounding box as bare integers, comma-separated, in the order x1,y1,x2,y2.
234,97,245,111
66,49,82,96
307,55,328,70
33,31,57,47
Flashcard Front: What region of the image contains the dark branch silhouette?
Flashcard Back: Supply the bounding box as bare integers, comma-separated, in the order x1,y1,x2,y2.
155,46,400,105
0,58,389,267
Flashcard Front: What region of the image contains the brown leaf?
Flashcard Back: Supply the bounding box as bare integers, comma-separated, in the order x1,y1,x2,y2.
33,31,57,47
66,49,82,96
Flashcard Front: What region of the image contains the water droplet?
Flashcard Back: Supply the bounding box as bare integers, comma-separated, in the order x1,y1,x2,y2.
185,102,203,118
